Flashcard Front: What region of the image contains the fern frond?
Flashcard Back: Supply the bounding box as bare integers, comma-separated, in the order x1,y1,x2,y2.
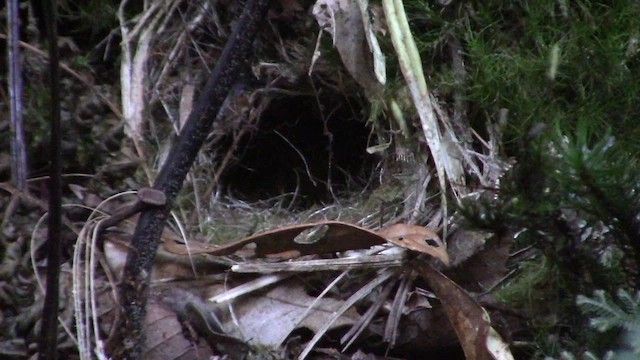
615,289,640,317
577,290,626,331
577,289,640,333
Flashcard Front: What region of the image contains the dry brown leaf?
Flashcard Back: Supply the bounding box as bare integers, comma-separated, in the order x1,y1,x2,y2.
164,221,387,258
143,297,214,360
162,221,450,266
414,261,514,360
377,224,450,265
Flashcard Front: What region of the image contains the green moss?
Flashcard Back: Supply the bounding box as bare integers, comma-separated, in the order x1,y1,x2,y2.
496,257,555,316
390,1,640,152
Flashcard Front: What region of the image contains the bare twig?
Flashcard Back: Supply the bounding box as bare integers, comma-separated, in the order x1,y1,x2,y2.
39,0,63,357
107,1,272,358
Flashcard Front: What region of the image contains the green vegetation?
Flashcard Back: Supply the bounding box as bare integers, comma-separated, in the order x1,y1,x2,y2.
403,0,640,357
404,1,640,146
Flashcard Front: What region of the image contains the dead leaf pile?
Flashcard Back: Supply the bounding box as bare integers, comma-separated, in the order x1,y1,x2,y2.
95,218,515,359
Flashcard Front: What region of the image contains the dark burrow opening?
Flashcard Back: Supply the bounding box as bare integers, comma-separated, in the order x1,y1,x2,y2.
217,93,377,207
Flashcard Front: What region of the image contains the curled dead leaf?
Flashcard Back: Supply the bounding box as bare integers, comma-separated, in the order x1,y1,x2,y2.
162,221,449,265
164,221,387,258
378,224,450,265
414,261,514,360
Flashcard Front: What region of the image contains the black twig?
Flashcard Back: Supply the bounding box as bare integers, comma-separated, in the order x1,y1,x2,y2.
39,0,63,358
107,1,271,358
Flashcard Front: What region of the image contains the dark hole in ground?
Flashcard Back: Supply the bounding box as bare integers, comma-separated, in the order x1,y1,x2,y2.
219,93,376,207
